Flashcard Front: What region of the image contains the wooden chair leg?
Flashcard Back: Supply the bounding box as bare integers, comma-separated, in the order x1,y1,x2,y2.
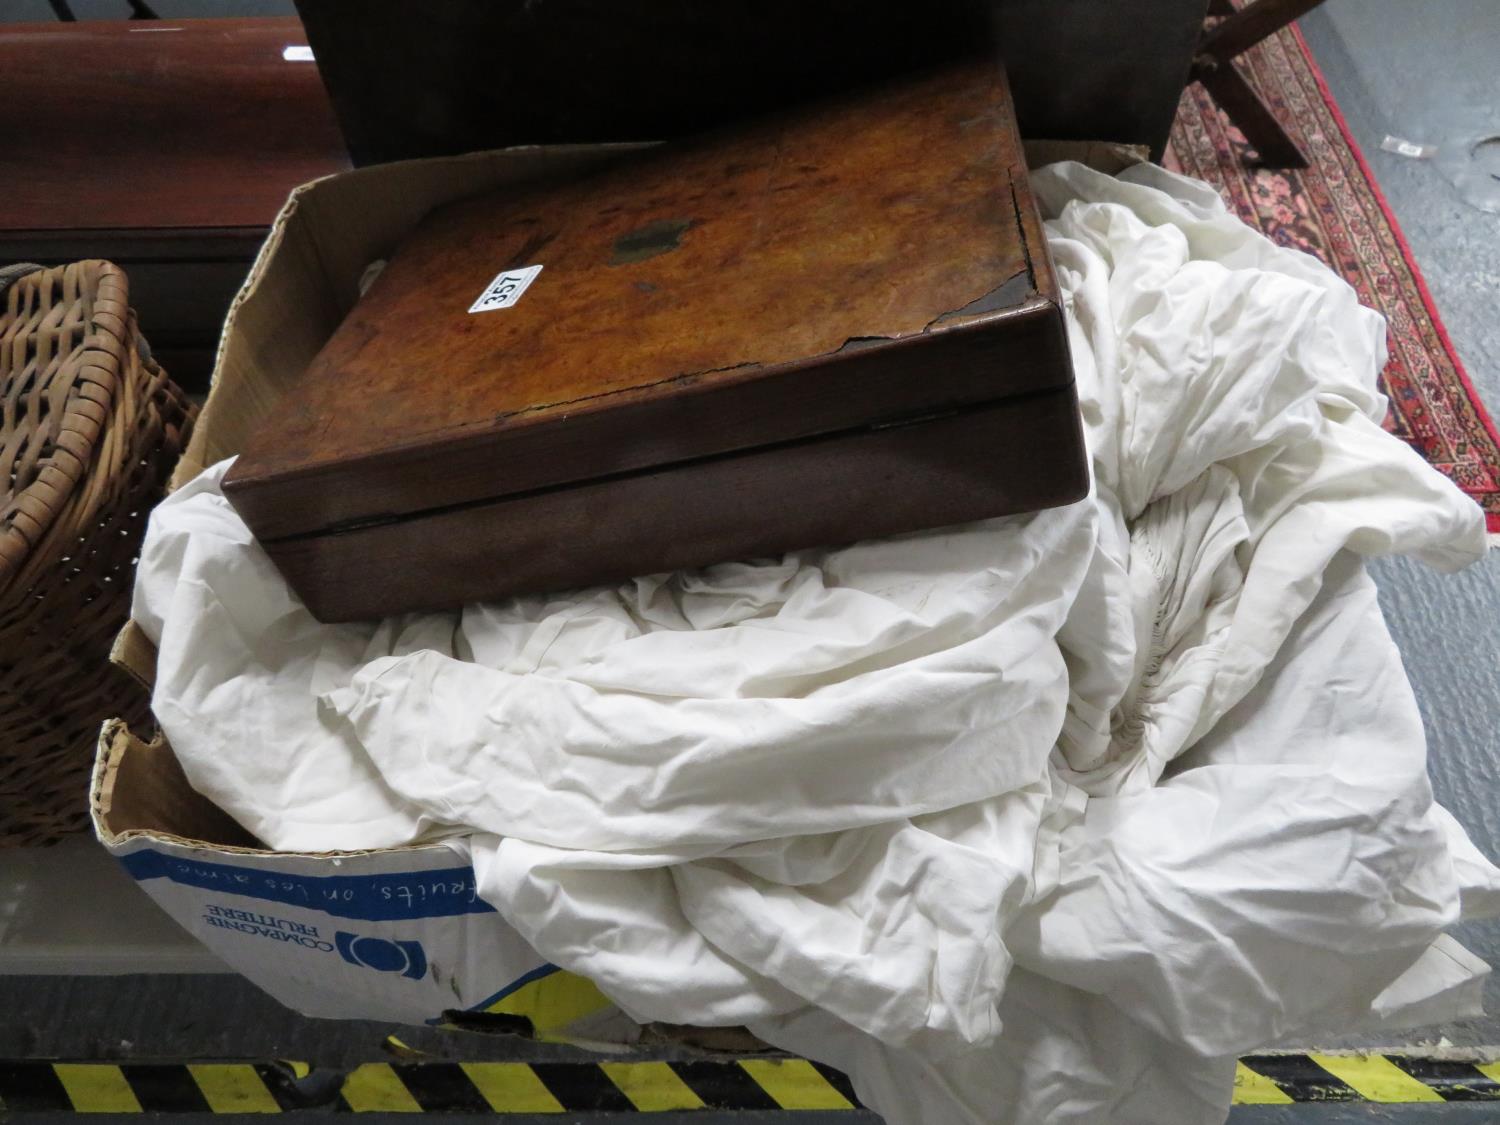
1189,0,1328,167
1193,58,1308,167
1201,0,1329,62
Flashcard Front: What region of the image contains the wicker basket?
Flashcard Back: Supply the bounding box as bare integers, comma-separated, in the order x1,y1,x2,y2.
0,261,196,846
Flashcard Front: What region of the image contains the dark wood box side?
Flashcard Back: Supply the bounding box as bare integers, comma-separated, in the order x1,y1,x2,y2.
225,292,1072,543
267,382,1089,622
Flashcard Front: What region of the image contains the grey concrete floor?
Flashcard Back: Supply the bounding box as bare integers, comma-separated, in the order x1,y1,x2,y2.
1234,1110,1500,1124
1296,0,1500,1048
1224,0,1500,1120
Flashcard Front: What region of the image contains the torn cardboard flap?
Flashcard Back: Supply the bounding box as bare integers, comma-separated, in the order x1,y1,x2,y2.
108,624,158,693
93,719,259,850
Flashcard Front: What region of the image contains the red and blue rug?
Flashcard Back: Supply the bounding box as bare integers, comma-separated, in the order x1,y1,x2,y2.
1167,19,1500,533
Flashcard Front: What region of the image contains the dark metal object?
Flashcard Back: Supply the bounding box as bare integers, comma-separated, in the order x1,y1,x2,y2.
293,0,1209,165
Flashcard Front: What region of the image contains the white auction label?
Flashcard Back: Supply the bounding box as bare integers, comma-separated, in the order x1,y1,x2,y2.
469,265,544,313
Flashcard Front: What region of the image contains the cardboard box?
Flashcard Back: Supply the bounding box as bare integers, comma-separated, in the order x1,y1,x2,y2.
95,137,1144,1038
91,720,637,1041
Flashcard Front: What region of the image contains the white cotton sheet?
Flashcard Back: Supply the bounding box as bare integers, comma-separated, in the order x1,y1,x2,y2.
133,161,1500,1124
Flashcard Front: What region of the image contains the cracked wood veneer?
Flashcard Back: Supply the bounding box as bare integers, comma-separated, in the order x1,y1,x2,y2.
223,61,1085,620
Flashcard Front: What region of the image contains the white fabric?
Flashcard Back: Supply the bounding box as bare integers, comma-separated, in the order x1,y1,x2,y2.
134,161,1500,1124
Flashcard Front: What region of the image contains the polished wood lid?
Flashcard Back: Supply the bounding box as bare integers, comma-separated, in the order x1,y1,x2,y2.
225,61,1068,540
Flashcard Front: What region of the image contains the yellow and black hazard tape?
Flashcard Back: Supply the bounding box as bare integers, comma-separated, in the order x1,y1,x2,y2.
1236,1053,1500,1104
0,1057,860,1114
4,1053,1500,1113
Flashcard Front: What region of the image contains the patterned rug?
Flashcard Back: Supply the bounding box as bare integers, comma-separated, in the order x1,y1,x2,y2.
1166,21,1500,533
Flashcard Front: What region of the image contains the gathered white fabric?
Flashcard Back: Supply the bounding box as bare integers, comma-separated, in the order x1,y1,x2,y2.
134,161,1500,1123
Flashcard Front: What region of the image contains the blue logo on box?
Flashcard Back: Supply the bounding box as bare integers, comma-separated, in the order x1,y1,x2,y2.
119,849,495,921
335,932,428,979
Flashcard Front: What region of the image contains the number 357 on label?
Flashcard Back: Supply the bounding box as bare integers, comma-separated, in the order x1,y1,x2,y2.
469,264,544,313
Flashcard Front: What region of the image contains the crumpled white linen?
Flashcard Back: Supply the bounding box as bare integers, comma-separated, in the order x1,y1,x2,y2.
134,160,1500,1124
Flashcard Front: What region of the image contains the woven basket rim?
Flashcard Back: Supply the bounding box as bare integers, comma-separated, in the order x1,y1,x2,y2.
0,260,130,594
1,259,197,847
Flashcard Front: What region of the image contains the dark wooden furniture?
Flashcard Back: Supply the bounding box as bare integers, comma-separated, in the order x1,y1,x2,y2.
294,0,1209,165
223,63,1087,622
989,0,1210,161
1192,0,1330,168
0,17,349,391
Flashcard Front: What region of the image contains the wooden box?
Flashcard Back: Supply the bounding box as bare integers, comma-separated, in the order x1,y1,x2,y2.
222,61,1087,622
